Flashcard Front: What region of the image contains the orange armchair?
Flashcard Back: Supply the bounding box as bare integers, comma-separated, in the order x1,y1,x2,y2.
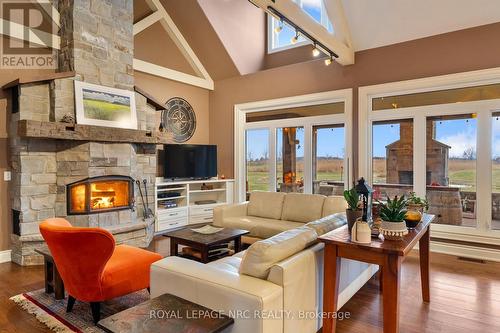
39,218,162,324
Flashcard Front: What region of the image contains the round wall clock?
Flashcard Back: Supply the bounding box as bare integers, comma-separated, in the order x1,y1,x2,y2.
163,97,196,143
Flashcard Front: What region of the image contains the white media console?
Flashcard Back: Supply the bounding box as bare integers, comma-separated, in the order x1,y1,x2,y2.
154,178,234,233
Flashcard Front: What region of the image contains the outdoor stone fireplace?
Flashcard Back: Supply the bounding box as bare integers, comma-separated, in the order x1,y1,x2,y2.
5,0,164,265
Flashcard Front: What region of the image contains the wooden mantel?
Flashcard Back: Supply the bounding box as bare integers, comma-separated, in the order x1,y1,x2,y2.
18,120,172,144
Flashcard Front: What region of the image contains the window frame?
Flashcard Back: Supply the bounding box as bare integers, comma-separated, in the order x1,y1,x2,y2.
358,67,500,252
235,89,353,203
267,0,333,54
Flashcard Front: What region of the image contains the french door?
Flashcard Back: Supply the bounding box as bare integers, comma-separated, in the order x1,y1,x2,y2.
365,99,500,241
243,116,350,199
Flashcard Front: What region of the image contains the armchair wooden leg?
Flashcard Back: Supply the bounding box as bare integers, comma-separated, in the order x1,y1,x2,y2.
90,302,101,324
66,296,76,313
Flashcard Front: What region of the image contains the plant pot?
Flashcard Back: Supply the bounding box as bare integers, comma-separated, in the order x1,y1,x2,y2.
380,220,408,240
346,209,363,233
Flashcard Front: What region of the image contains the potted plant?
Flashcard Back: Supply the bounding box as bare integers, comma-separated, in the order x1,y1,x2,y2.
379,196,409,240
405,192,428,228
343,187,363,232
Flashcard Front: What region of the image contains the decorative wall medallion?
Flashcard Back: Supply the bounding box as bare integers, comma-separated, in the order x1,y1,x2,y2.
163,97,196,142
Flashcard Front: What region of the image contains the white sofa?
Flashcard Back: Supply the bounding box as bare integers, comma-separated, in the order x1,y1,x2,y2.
151,194,377,333
213,191,348,239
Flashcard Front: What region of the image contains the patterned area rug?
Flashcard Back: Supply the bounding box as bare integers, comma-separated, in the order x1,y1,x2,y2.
10,289,150,333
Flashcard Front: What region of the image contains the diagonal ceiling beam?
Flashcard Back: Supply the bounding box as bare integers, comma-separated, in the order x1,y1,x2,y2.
133,0,214,90
323,0,353,50
250,0,354,65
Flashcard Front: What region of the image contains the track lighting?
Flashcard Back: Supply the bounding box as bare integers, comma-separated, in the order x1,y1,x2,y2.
312,44,320,57
274,19,283,33
324,56,332,66
291,31,299,44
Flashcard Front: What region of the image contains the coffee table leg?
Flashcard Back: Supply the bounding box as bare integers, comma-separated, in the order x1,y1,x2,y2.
234,237,242,253
201,246,209,263
44,260,54,294
170,239,178,256
54,267,65,300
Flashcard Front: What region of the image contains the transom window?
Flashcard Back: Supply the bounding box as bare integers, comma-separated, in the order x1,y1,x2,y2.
268,0,334,53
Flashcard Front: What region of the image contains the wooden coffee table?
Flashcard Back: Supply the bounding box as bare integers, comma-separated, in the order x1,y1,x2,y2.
35,247,65,300
164,226,249,263
98,293,234,333
319,214,435,333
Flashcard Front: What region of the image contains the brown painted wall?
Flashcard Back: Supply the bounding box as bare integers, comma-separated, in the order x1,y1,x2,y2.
209,22,500,179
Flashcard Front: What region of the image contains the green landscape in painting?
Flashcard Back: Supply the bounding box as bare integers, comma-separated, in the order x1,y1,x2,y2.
82,89,131,121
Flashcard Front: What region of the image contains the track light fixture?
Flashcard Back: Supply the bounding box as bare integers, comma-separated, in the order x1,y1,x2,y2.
274,19,283,33
324,55,333,66
312,44,320,57
265,6,338,66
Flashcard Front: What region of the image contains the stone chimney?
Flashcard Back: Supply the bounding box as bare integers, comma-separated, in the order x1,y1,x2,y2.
57,0,134,90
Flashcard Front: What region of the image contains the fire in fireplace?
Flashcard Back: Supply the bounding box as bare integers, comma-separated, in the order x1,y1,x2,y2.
67,176,134,215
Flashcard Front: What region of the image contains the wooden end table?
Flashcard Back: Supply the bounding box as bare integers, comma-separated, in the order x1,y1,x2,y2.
164,226,249,263
35,247,65,300
98,293,234,333
319,214,435,333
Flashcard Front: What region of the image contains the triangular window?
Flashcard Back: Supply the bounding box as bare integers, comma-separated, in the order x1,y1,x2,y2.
268,0,333,53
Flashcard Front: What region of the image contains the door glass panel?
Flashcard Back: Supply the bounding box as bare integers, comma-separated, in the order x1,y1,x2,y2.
372,119,414,200
246,129,270,193
493,112,500,230
313,125,345,195
426,114,477,227
276,127,304,193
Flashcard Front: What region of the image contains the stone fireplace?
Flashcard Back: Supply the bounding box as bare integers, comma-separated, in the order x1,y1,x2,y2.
5,0,164,265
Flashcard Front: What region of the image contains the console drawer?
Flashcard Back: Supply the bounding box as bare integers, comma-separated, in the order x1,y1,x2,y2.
157,217,188,232
190,205,216,216
190,214,213,224
157,208,187,221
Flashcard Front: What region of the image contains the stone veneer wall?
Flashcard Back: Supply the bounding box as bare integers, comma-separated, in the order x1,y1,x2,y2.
58,0,134,90
9,82,158,265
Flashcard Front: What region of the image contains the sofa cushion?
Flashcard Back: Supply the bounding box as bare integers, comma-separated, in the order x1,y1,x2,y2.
305,213,347,236
207,255,242,274
239,226,318,279
247,191,286,220
281,193,325,223
322,195,347,217
223,216,304,239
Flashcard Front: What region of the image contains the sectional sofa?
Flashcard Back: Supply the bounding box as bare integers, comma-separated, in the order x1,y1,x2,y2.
150,192,378,333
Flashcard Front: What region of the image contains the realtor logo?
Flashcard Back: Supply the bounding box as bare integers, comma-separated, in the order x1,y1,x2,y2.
0,0,59,69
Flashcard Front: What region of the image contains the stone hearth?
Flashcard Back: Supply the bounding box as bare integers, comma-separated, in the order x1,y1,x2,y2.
6,0,160,265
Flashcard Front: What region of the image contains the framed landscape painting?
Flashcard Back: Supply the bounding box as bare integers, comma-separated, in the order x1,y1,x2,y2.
74,81,137,129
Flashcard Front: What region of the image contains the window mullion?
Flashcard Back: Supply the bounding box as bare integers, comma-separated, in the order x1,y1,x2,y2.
476,110,492,231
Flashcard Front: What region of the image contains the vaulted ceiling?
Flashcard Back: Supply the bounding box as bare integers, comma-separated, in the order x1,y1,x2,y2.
134,0,500,87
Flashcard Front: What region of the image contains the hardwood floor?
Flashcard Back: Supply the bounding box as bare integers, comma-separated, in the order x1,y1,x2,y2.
1,236,499,333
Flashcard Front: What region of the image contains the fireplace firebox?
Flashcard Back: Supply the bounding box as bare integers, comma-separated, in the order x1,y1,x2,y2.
67,176,134,215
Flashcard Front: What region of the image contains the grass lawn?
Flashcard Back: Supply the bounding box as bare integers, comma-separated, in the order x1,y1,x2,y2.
247,158,500,193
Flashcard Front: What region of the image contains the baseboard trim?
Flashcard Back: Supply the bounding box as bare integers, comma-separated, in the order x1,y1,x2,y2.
337,264,379,310
0,250,12,263
430,241,500,263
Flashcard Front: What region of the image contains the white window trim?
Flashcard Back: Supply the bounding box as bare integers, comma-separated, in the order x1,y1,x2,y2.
234,89,353,203
267,14,309,54
358,66,500,249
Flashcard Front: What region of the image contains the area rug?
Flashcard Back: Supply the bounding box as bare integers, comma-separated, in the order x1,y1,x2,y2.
10,289,150,333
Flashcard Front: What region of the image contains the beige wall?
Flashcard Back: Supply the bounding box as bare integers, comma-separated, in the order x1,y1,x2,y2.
209,22,500,179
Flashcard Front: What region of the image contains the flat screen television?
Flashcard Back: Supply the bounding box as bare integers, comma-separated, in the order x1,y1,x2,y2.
163,144,217,179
